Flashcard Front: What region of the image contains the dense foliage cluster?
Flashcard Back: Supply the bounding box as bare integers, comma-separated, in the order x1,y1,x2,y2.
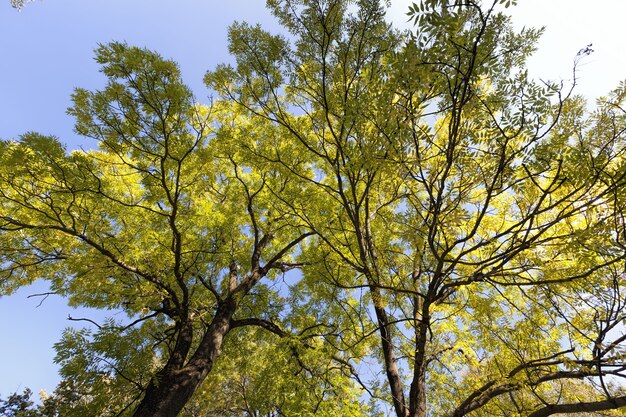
3,1,626,416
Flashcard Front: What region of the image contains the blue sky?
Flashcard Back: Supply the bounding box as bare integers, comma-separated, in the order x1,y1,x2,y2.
0,0,278,148
1,0,626,399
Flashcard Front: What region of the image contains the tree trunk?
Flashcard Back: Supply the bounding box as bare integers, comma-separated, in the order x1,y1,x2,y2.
408,360,427,417
408,300,430,417
132,305,234,417
373,301,409,417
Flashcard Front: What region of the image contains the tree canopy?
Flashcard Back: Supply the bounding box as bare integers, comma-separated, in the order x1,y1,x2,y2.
2,1,626,417
9,0,30,10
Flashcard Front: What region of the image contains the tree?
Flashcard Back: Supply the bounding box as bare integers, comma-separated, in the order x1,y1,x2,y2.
0,388,46,417
207,0,626,416
3,1,626,417
10,0,30,10
0,43,363,417
0,383,82,417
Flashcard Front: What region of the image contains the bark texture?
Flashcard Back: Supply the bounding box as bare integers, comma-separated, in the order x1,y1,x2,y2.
132,305,234,417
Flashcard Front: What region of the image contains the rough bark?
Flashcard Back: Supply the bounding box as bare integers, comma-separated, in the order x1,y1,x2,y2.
132,302,235,417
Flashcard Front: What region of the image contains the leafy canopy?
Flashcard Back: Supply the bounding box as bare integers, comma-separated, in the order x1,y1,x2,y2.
3,1,626,417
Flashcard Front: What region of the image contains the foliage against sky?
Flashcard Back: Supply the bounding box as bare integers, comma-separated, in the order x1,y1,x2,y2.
2,1,626,416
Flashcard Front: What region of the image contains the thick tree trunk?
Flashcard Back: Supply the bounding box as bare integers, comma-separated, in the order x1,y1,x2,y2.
408,347,427,417
132,305,234,417
132,364,212,417
373,301,409,417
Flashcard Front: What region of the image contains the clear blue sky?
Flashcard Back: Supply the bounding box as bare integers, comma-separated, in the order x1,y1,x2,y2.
1,0,625,399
